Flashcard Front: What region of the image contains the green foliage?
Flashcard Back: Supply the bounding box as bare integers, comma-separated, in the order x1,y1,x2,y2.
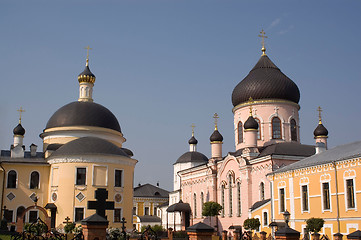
243,218,261,231
140,225,164,233
0,234,12,240
64,222,76,234
174,231,188,238
306,218,325,234
202,201,223,217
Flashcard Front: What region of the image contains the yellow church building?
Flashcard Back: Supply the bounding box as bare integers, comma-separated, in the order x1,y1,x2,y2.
0,53,137,231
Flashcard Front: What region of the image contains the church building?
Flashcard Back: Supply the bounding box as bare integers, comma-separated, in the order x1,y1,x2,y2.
165,31,336,235
0,51,137,230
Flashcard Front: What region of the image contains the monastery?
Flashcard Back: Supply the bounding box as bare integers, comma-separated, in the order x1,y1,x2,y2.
0,50,137,230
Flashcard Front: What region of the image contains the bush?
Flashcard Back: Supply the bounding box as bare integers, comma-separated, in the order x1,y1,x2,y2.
202,202,222,217
306,218,325,234
140,225,164,233
64,222,75,234
243,218,260,231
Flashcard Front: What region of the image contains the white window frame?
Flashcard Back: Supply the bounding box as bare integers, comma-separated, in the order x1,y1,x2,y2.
92,165,108,186
344,177,357,211
320,180,332,212
51,167,59,187
262,209,269,227
114,168,124,188
6,169,18,189
300,184,310,213
27,210,39,223
29,170,40,189
74,207,85,222
113,208,122,223
259,181,265,201
278,187,286,214
75,167,87,186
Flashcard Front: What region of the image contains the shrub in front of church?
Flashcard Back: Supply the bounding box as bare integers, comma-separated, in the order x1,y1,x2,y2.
243,218,260,232
140,225,164,233
202,201,222,217
306,218,325,234
64,222,75,234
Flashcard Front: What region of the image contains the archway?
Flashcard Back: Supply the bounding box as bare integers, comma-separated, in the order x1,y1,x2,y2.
16,205,51,232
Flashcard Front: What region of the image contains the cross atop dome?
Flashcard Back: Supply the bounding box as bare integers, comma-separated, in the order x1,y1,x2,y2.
85,45,92,67
317,106,323,124
17,107,25,124
258,29,268,56
213,113,219,130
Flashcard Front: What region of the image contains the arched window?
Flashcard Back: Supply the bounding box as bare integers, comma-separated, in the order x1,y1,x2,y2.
238,121,243,143
290,119,297,141
7,170,17,188
30,171,40,189
272,117,282,139
228,174,233,216
237,182,241,216
200,192,204,216
221,185,225,217
193,193,197,218
16,206,26,223
260,182,265,201
255,118,261,139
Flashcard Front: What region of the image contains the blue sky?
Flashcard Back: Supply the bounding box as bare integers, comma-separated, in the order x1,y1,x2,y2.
0,1,360,191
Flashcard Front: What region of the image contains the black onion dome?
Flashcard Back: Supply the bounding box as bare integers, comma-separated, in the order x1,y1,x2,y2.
210,130,223,142
13,123,25,136
314,123,328,137
175,151,208,164
78,65,96,83
51,137,128,157
232,55,300,107
45,101,121,132
244,116,259,130
188,136,198,144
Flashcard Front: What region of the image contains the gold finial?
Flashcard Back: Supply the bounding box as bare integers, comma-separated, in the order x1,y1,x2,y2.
84,46,92,66
248,97,254,116
317,106,323,124
258,29,268,56
213,113,219,130
191,123,195,136
17,107,25,124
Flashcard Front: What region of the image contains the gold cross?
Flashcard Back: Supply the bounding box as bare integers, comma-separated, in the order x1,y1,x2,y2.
191,123,195,136
317,106,323,124
258,29,268,55
85,46,92,66
17,107,25,124
213,113,219,130
248,97,254,116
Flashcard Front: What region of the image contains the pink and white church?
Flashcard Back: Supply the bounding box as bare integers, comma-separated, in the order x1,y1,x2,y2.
160,39,329,234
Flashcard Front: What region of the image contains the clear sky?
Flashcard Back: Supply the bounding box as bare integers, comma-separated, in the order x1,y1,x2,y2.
0,1,360,191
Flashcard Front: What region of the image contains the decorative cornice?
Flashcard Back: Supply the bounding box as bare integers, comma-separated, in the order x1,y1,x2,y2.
48,155,138,166
232,99,300,113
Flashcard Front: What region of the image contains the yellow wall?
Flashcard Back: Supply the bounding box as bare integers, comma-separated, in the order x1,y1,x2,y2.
250,201,272,235
1,163,50,223
269,157,361,235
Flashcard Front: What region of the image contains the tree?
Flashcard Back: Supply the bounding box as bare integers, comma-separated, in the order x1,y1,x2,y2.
202,201,222,217
243,218,260,232
306,218,325,234
202,201,222,231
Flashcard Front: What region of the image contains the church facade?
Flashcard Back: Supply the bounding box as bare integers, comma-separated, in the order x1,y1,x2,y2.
0,54,137,230
165,37,341,235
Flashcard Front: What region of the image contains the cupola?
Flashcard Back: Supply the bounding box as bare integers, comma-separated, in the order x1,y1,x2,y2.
188,124,198,152
78,46,96,102
314,106,328,150
210,113,223,158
